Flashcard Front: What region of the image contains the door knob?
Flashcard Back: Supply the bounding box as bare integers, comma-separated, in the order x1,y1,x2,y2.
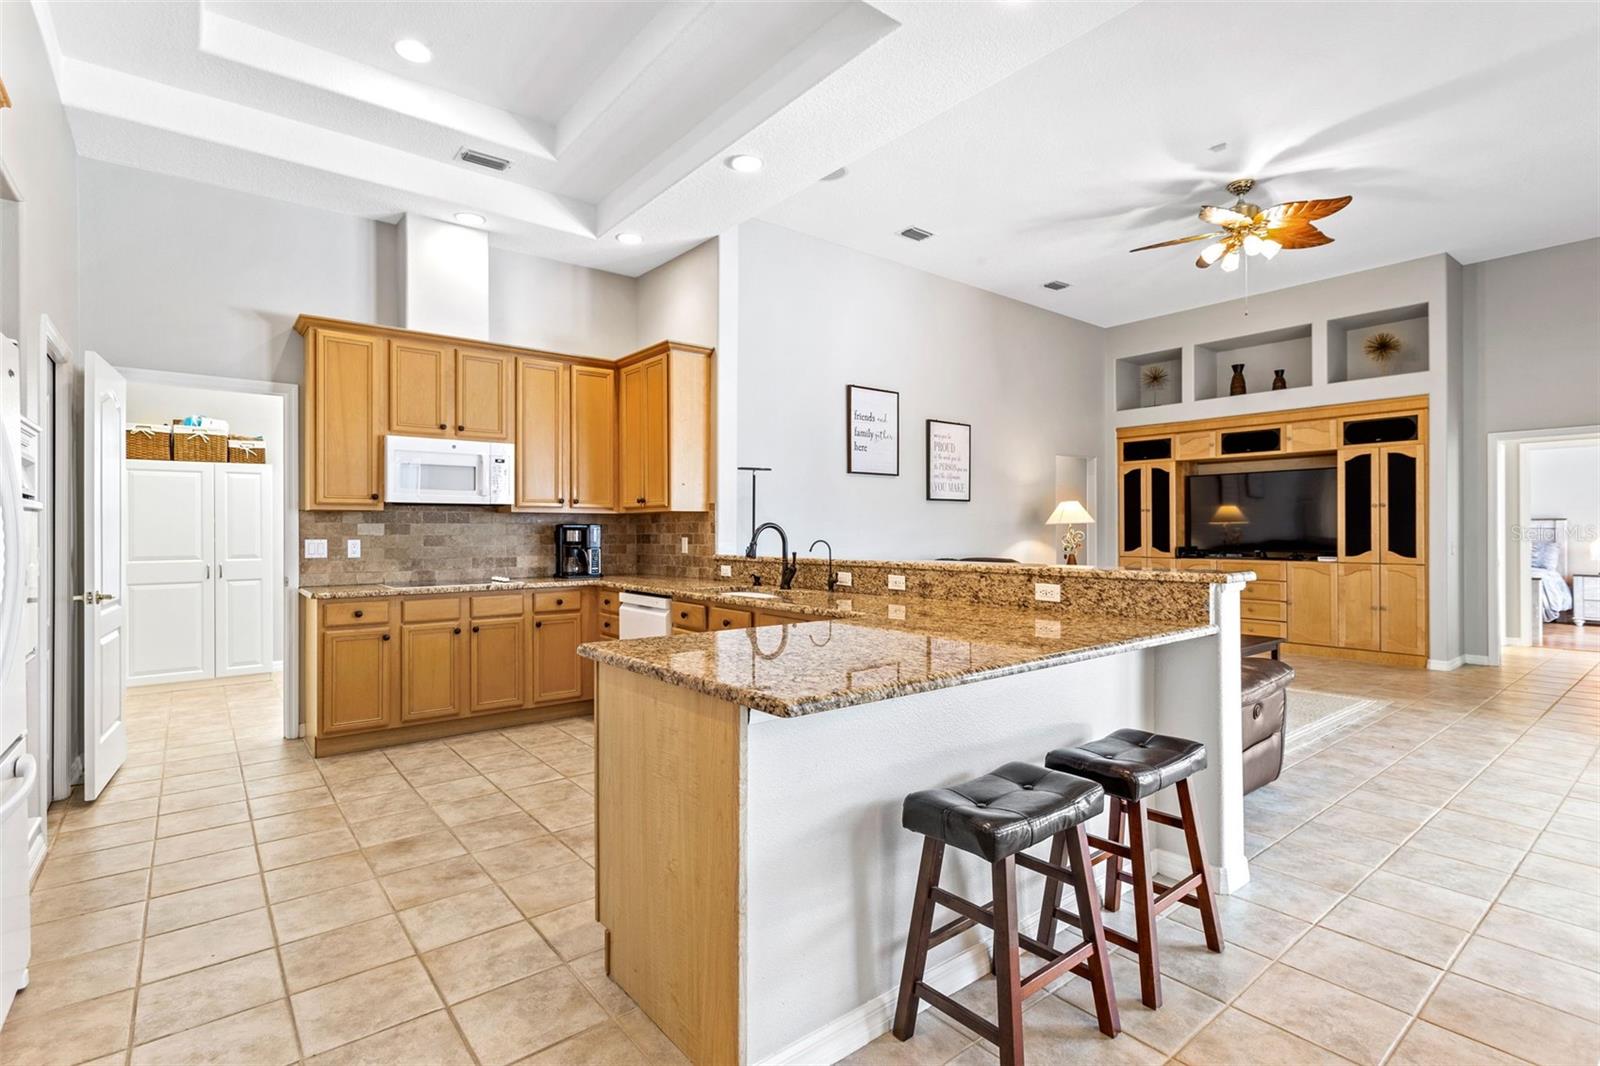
382,634,391,641
472,626,480,633
453,628,461,635
535,621,543,628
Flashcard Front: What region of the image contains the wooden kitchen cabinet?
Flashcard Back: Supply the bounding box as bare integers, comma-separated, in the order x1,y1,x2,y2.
454,349,514,441
1379,442,1425,564
514,356,567,509
389,339,453,437
1337,563,1381,651
533,614,584,703
304,328,386,510
470,616,529,713
1380,565,1428,656
398,620,466,723
1287,562,1338,647
318,625,396,735
619,342,711,512
570,365,616,510
1118,460,1177,560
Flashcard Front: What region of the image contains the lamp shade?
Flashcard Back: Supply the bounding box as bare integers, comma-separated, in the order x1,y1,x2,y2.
1210,503,1248,525
1046,500,1095,525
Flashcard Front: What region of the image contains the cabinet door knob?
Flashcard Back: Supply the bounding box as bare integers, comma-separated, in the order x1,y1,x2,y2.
370,494,380,501
472,625,480,633
557,497,564,504
679,611,687,619
439,423,446,430
382,633,391,641
535,621,543,629
353,610,364,618
556,598,564,606
453,627,461,635
572,497,579,505
457,424,465,431
721,619,732,627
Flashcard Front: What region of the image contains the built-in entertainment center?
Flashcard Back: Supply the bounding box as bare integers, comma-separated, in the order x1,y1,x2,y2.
1117,395,1429,667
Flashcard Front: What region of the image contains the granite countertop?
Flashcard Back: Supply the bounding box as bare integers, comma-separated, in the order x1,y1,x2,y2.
579,612,1215,717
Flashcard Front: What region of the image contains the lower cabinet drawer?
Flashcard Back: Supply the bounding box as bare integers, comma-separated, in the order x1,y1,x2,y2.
534,590,579,614
1242,580,1286,602
401,597,461,623
324,600,390,627
1242,620,1288,638
1241,600,1287,622
471,592,526,619
670,601,708,631
708,606,753,631
596,615,618,639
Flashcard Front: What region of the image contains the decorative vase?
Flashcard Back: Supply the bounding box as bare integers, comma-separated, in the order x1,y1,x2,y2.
1229,364,1247,396
1271,369,1287,391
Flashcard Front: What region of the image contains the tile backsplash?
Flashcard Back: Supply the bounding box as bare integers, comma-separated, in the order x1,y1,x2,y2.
299,506,715,587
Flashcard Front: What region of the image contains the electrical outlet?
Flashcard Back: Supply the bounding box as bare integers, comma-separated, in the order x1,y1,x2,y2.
886,573,906,591
835,570,853,588
836,598,852,611
1034,582,1062,603
346,539,361,559
1034,619,1062,639
719,564,733,578
887,604,906,620
303,538,327,559
680,536,689,554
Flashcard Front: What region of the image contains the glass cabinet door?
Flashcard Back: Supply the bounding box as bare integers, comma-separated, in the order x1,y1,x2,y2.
1338,447,1378,562
1148,462,1175,557
1381,443,1424,564
1121,465,1145,556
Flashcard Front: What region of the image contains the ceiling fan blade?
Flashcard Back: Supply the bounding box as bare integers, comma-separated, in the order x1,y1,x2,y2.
1129,233,1221,252
1199,205,1251,225
1266,223,1334,249
1256,196,1353,227
1194,251,1217,269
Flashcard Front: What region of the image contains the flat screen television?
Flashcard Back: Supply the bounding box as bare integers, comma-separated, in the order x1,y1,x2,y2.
1185,468,1337,555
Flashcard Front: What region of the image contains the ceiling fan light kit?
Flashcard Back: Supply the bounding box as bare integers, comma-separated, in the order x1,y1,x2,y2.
1130,177,1351,271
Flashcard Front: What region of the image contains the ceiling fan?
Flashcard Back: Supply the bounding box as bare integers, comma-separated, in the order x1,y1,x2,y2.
1130,178,1352,272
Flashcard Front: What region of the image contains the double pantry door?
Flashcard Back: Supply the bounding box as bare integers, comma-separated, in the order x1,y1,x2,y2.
126,460,275,685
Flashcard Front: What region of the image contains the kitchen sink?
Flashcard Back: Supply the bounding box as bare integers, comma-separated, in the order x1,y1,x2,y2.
722,591,780,600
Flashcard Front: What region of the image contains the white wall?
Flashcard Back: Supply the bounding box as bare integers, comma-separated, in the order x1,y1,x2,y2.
1526,440,1600,570
636,237,718,349
124,383,286,664
730,221,1104,562
487,246,638,357
401,215,488,339
1462,238,1600,655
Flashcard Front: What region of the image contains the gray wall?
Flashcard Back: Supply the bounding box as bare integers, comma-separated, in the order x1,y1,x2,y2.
637,237,718,350
488,245,638,358
731,220,1104,562
1461,238,1600,656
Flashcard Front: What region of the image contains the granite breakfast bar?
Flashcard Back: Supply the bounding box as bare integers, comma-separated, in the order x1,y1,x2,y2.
580,566,1249,1066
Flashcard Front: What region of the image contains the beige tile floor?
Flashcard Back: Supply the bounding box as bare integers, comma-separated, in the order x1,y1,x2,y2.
4,646,1598,1065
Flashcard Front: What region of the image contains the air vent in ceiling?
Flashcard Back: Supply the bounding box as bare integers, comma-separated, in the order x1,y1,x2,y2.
1043,280,1070,291
899,226,933,242
457,148,511,172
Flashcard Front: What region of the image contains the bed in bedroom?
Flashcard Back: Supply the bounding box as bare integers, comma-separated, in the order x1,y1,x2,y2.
1530,517,1574,623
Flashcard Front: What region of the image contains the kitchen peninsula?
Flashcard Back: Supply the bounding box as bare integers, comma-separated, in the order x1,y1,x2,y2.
580,562,1249,1065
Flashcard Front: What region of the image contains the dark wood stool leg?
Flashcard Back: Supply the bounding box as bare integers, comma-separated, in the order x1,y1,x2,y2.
1176,779,1224,953
1101,797,1124,912
893,838,945,1040
1126,799,1162,1009
1064,824,1121,1037
1035,831,1068,950
991,854,1024,1066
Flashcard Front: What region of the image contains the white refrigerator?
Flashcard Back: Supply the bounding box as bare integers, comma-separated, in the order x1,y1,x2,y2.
0,334,36,1024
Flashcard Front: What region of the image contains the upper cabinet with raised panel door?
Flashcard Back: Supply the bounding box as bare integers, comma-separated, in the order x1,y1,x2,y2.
304,327,386,509
1338,441,1424,564
1118,460,1177,560
296,317,710,513
618,342,711,512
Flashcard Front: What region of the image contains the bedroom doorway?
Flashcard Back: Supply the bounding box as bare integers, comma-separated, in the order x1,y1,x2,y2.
1487,427,1600,662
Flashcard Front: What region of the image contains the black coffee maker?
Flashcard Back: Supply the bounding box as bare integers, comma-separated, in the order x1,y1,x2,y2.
555,524,602,578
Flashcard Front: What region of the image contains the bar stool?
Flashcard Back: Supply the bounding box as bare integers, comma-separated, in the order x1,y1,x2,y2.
1041,729,1223,1010
894,762,1120,1066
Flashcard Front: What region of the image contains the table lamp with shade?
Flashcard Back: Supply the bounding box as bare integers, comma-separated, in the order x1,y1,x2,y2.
1046,500,1095,565
1210,502,1249,546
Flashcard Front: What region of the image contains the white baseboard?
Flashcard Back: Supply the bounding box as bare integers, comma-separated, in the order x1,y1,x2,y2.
1463,654,1493,666
1426,656,1464,671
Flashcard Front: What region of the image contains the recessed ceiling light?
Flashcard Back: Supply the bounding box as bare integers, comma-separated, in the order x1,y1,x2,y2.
725,154,763,173
454,212,485,227
615,232,643,246
394,38,432,63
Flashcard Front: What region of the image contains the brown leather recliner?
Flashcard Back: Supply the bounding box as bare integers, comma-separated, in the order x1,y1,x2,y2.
1241,658,1293,793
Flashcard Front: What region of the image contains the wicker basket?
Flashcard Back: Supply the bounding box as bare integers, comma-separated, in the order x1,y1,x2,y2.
172,423,228,463
228,437,266,464
125,424,172,460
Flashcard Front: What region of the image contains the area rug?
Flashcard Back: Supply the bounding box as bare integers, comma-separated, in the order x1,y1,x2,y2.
1285,689,1390,756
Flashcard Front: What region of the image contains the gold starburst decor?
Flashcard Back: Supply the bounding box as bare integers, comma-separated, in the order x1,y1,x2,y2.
1141,365,1169,390
1363,331,1402,366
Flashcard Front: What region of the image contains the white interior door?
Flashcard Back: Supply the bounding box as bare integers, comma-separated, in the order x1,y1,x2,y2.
81,352,126,802
126,460,214,685
215,464,271,677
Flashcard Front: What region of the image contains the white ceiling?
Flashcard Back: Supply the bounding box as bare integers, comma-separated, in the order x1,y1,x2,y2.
764,1,1600,325
39,0,1131,274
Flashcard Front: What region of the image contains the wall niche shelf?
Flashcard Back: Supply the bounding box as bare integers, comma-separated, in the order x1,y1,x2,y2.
1327,303,1430,383
1115,348,1182,412
1194,323,1313,401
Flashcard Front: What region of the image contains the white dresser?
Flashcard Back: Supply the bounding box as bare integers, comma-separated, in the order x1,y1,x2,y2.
1575,573,1600,626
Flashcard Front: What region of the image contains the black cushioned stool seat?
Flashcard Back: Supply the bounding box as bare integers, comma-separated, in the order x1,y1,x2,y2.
902,761,1104,862
1044,728,1206,801
1037,728,1222,1012
894,763,1120,1064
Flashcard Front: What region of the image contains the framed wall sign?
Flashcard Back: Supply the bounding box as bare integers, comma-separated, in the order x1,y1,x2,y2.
846,384,899,475
926,419,971,501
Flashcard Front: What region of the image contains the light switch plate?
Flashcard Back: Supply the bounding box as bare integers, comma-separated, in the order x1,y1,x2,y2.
1034,582,1061,603
887,573,906,591
304,538,328,559
346,539,361,559
719,564,733,578
836,570,853,587
887,604,906,620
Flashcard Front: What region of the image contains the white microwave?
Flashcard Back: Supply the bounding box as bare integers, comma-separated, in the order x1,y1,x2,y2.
385,435,513,505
